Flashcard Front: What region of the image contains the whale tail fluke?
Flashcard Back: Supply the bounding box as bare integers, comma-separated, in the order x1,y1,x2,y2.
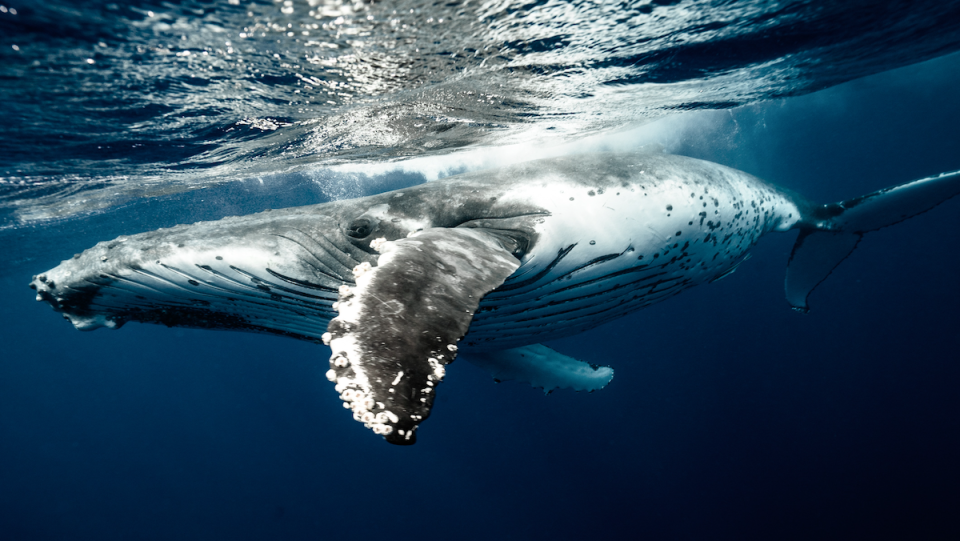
786,170,960,312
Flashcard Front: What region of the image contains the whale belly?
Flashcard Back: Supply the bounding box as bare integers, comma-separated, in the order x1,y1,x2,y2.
464,156,800,349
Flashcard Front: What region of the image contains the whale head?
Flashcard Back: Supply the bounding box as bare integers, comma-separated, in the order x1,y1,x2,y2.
29,178,544,341
29,208,361,339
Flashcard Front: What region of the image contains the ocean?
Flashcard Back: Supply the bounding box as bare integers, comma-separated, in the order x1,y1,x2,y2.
2,1,960,539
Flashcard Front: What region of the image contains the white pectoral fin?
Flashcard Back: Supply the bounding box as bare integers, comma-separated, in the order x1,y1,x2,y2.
461,344,614,394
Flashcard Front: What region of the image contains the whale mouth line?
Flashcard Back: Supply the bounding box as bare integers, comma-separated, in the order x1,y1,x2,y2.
84,271,335,339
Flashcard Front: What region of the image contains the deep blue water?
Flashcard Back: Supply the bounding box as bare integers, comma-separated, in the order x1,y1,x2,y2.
3,1,960,539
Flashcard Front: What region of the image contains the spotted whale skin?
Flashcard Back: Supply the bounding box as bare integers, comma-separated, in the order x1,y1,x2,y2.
29,152,960,444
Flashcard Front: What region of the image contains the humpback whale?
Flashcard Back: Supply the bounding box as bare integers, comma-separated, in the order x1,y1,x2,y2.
29,152,960,444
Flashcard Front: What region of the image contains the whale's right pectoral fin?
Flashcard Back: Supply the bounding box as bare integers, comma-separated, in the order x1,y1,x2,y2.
323,228,521,445
460,344,614,394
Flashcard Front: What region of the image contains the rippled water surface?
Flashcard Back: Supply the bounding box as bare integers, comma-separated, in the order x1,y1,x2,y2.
3,0,960,225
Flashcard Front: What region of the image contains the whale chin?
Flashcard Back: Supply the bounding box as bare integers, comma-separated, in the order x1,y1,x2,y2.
30,208,370,341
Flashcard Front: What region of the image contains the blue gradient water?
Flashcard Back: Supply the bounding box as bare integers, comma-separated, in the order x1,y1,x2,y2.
2,1,960,539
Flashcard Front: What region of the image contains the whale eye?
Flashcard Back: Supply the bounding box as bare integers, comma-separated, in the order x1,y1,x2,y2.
345,217,374,239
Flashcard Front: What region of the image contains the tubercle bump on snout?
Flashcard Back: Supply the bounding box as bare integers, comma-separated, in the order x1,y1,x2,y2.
30,270,66,309
30,277,120,331
32,284,58,308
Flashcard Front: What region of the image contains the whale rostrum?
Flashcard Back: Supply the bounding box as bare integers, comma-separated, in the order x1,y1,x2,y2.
30,152,960,444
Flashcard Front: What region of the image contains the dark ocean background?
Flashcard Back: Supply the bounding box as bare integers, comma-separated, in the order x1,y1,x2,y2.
2,1,960,539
